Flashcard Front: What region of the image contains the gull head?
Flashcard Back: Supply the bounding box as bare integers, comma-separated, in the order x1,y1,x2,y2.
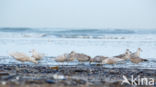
138,48,143,52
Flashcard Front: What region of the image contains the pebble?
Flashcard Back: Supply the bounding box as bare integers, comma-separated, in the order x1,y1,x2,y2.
45,79,55,84
1,81,6,85
0,64,155,87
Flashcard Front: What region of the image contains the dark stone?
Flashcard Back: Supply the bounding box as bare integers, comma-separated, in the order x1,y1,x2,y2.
45,79,55,84
0,72,9,76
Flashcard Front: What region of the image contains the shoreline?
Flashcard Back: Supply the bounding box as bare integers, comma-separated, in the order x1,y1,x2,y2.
0,64,155,87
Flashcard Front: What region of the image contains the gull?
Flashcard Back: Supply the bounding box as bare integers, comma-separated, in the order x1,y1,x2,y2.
102,57,124,64
114,49,131,60
70,51,91,63
66,51,76,61
66,51,90,62
117,51,131,60
55,53,67,62
130,57,148,64
29,49,45,60
55,51,76,63
90,56,108,63
76,53,91,63
130,48,142,58
55,51,78,66
55,53,68,66
129,48,148,64
9,52,38,64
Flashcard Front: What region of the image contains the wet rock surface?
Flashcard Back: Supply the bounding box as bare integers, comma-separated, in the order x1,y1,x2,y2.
0,64,155,87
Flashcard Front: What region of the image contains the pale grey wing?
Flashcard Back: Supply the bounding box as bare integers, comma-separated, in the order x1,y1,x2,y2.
77,53,90,61
93,57,101,62
94,56,107,62
130,52,136,58
114,54,125,58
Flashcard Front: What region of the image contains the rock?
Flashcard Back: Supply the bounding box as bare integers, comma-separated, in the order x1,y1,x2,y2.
45,79,55,84
1,75,17,81
1,81,6,85
75,79,86,85
49,66,59,70
0,72,9,76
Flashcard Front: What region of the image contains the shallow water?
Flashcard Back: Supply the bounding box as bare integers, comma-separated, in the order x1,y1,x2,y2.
0,56,156,69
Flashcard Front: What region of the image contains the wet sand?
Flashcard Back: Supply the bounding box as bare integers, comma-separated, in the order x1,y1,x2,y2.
0,64,155,87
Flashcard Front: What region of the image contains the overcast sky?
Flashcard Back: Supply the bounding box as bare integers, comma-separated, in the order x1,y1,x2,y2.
0,0,156,29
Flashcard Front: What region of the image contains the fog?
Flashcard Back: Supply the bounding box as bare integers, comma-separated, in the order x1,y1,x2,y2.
0,0,156,29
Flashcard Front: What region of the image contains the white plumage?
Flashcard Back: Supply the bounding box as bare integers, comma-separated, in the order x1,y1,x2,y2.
9,52,38,64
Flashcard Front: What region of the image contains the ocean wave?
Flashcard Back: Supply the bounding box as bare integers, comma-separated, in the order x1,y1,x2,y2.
0,27,32,32
54,29,135,36
0,28,135,34
0,28,156,39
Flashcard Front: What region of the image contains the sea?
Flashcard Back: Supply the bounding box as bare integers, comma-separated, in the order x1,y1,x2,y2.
0,28,156,69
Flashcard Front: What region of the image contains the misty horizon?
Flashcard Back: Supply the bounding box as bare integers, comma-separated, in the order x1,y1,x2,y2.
0,0,156,29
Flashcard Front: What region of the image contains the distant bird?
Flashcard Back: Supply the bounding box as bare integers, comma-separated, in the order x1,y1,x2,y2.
90,56,108,63
130,57,148,64
102,58,124,64
54,53,68,66
76,54,91,63
128,48,148,64
9,52,38,64
118,51,131,60
66,51,76,61
54,51,77,66
29,49,44,60
130,48,142,58
70,51,91,63
55,53,68,62
114,49,131,60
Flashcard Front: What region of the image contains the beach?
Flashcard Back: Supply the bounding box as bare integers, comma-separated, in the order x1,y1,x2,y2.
1,0,156,86
0,28,156,87
0,64,155,87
